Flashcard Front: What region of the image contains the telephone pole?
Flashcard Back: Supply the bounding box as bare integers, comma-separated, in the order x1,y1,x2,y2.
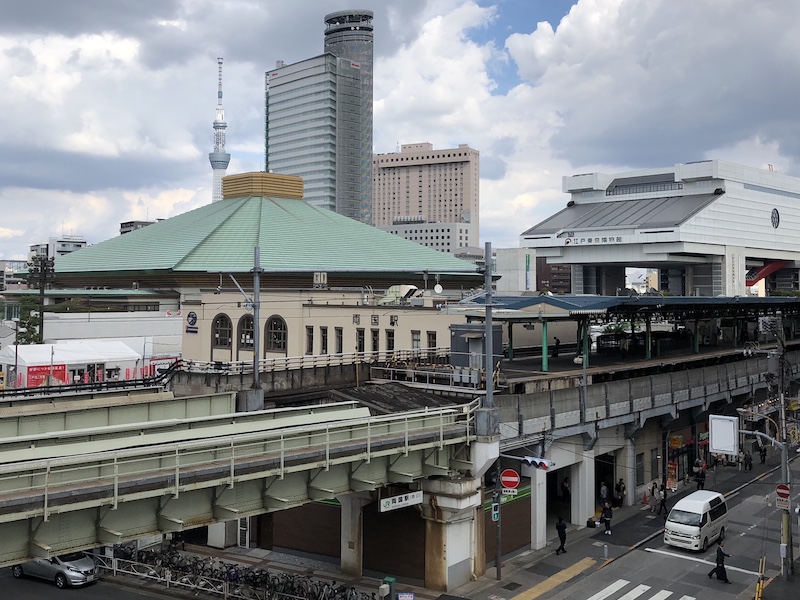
26,255,54,342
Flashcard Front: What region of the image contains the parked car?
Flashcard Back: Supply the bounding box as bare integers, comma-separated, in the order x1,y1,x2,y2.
11,552,99,588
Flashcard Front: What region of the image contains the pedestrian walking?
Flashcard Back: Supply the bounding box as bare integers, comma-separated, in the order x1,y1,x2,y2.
707,540,732,583
744,451,753,471
696,469,706,490
737,450,744,471
657,484,668,515
759,445,767,464
601,502,613,535
599,481,609,508
552,336,561,358
614,478,626,508
555,516,567,554
649,481,659,513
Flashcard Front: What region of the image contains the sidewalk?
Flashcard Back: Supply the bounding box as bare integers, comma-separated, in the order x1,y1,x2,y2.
105,453,796,600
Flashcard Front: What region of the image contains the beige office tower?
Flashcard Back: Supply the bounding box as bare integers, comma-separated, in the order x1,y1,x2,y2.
373,143,480,253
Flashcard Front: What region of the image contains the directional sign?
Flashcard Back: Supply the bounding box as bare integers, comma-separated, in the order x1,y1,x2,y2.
776,484,791,509
500,468,520,489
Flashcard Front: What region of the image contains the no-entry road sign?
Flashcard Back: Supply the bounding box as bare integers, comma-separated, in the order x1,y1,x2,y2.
500,468,520,489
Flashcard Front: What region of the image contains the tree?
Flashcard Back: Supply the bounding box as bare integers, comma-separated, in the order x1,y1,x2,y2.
15,296,41,344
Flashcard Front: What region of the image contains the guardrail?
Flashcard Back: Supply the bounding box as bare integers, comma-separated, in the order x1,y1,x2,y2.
182,348,454,375
0,399,479,521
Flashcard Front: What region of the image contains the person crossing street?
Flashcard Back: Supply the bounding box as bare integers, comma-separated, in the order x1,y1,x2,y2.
708,540,732,583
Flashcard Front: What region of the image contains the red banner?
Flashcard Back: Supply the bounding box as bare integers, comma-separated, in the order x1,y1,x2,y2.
27,364,68,387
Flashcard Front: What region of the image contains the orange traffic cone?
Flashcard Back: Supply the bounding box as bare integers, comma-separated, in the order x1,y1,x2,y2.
642,491,648,505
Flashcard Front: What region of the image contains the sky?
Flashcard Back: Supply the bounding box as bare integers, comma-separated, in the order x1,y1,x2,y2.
2,0,800,261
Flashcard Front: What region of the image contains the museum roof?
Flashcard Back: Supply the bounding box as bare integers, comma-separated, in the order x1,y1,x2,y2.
520,193,719,236
54,192,480,277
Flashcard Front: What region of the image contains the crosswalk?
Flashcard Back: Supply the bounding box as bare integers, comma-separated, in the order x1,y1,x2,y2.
585,579,695,600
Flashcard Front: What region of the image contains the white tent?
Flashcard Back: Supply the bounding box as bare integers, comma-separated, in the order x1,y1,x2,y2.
0,340,141,367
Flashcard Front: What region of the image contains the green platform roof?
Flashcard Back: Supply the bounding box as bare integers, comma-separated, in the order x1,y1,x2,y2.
55,196,481,276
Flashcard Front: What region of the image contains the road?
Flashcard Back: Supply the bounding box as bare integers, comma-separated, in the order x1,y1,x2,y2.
545,469,791,600
0,567,172,600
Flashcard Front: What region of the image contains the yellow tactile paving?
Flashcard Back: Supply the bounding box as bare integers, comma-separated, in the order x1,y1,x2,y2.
510,556,597,600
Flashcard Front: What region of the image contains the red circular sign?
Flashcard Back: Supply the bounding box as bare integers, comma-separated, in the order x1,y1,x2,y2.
777,484,791,499
500,469,520,489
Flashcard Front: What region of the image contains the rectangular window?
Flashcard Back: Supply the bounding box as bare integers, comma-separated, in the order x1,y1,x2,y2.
411,330,421,350
371,329,379,353
356,328,365,353
335,327,343,354
426,331,437,349
636,452,645,487
305,326,313,355
320,327,328,355
386,329,395,351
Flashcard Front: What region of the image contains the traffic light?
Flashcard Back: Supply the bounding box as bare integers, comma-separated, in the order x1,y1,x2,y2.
491,502,500,522
523,456,554,470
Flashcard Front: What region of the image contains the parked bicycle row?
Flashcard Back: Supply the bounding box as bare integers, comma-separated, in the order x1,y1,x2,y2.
110,544,378,600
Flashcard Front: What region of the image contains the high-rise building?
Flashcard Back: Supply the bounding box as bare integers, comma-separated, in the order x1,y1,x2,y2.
265,10,373,222
373,143,480,253
29,235,87,260
208,58,230,203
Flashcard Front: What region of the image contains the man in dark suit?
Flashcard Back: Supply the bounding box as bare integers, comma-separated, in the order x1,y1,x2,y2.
708,540,731,583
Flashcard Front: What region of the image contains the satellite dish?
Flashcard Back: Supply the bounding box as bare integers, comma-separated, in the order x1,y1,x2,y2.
433,284,443,294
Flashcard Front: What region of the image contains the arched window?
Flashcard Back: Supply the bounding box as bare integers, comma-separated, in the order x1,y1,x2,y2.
212,314,232,348
238,315,254,350
265,315,287,352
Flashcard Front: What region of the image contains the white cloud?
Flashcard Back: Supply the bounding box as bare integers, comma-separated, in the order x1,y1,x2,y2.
2,0,800,260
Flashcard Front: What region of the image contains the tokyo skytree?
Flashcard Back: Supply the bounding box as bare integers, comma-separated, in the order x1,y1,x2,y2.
209,57,230,203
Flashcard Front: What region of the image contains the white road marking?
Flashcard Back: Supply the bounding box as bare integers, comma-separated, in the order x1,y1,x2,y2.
586,579,630,600
676,596,695,600
617,584,650,599
648,592,675,600
644,548,760,575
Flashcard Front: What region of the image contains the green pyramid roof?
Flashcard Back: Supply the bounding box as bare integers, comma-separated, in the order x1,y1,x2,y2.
55,195,480,276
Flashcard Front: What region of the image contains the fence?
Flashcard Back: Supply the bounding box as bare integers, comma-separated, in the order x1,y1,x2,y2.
95,549,376,600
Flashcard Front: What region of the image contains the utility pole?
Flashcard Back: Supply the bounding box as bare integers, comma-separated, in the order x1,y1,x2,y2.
26,255,55,342
752,311,795,580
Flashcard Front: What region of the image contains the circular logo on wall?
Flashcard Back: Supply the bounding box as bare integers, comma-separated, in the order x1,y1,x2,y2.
187,311,198,326
771,208,780,229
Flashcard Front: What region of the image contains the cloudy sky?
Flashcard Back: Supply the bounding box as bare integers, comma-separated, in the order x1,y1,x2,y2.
2,0,799,260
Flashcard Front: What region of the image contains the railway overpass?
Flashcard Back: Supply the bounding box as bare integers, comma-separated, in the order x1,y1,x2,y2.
0,343,794,589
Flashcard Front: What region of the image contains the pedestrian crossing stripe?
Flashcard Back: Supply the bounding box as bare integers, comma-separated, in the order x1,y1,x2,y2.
510,557,596,600
586,579,695,600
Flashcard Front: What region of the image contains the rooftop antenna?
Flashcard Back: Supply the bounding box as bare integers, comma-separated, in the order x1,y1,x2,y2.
208,57,231,203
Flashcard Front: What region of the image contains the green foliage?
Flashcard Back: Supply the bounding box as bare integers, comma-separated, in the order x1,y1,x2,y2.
15,296,41,344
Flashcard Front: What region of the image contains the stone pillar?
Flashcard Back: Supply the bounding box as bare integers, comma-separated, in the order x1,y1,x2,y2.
420,478,483,592
625,437,636,506
522,464,548,549
338,492,372,576
575,452,595,524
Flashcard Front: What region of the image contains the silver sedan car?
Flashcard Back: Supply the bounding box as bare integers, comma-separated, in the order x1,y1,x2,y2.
11,552,99,588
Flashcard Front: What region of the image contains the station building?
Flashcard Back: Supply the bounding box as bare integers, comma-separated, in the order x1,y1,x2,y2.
522,160,800,296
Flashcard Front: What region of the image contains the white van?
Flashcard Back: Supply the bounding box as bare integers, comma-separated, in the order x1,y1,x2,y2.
663,490,728,552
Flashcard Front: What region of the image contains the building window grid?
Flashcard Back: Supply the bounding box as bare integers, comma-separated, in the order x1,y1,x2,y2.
238,316,255,350
265,316,288,352
212,314,232,348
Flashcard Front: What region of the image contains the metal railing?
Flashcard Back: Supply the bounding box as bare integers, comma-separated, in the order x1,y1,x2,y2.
0,399,479,521
182,348,453,375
